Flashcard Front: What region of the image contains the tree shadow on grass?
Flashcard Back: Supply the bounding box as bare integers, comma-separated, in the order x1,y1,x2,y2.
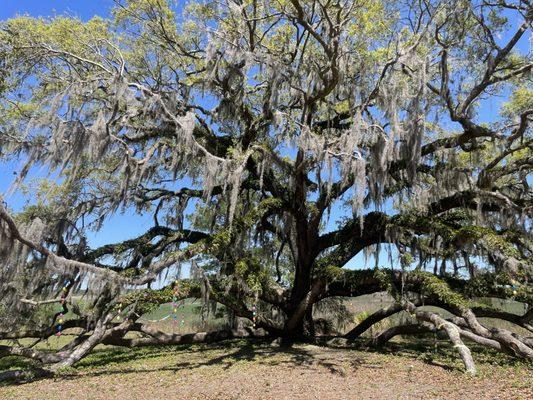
167,340,371,375
74,338,251,369
57,339,370,381
10,335,519,386
0,340,253,386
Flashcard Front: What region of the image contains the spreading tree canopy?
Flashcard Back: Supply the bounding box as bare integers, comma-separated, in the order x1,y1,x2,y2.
0,0,532,378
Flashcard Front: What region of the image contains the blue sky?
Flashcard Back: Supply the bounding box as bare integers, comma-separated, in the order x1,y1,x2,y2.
0,1,530,273
0,0,114,21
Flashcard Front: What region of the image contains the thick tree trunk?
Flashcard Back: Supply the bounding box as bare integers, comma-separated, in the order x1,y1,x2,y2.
303,307,316,338
284,147,319,340
284,277,324,340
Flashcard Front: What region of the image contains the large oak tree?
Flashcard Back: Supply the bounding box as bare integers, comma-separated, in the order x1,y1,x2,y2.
0,0,532,379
